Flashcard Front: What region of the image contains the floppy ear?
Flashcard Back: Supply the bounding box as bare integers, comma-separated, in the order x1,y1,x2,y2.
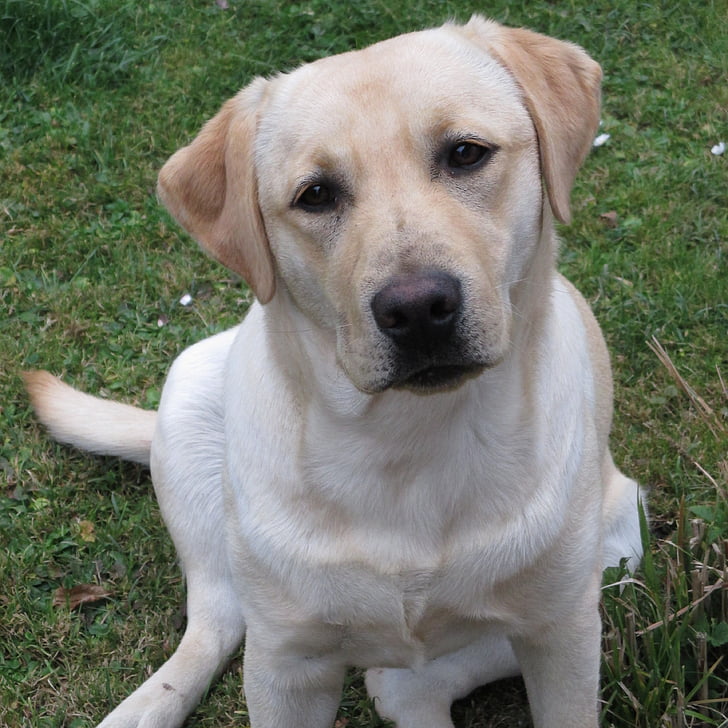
157,77,276,303
458,16,602,224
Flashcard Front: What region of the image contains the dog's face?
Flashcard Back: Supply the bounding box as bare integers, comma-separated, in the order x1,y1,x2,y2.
254,31,541,393
158,17,602,394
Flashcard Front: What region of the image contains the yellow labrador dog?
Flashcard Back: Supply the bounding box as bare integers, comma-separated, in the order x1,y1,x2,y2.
26,15,645,728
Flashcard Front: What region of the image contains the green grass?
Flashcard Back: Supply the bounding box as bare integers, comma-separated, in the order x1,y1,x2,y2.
1,0,726,726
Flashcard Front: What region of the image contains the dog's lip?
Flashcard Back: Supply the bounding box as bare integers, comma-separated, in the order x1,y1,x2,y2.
395,362,486,392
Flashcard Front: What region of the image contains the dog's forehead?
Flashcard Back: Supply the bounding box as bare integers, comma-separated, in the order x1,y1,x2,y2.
256,27,531,161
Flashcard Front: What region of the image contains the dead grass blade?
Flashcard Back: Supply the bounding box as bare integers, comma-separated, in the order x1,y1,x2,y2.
648,336,726,437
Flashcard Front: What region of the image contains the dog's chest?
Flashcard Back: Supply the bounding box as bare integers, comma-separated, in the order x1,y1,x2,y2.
308,562,499,668
391,568,493,651
230,386,559,666
238,528,518,669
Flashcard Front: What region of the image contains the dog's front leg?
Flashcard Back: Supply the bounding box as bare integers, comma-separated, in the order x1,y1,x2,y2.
96,569,245,728
243,632,346,728
510,601,601,728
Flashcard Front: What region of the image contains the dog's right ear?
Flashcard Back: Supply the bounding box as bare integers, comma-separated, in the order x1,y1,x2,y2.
157,78,275,303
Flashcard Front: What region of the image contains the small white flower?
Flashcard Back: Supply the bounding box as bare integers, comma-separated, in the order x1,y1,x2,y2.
157,315,168,328
711,142,725,155
593,133,611,148
179,293,193,306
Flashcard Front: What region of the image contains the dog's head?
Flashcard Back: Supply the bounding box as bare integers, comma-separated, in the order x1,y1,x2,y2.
158,17,601,394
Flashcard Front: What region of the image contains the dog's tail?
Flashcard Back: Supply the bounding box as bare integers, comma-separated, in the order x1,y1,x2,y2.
24,370,156,466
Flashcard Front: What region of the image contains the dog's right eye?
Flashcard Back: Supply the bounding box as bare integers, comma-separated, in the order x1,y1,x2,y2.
295,183,336,211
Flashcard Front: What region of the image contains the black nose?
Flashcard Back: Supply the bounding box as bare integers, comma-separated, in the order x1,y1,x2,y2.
371,271,462,348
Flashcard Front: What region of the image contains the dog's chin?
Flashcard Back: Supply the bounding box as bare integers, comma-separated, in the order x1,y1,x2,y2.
393,363,486,395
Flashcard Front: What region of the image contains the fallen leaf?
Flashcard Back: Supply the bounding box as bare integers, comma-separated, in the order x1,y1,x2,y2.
53,584,112,610
78,519,96,543
599,211,619,228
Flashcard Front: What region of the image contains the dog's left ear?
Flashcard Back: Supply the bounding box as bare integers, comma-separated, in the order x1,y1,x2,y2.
457,16,602,224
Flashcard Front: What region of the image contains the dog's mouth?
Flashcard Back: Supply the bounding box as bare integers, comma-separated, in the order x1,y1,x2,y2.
394,362,486,393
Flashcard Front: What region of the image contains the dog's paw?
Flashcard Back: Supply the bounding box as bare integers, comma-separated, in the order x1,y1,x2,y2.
365,667,454,728
96,679,193,728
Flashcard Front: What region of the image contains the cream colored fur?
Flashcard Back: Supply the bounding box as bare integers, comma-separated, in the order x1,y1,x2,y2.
26,16,645,728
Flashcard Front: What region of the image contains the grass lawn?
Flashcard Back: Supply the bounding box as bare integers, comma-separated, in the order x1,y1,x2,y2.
1,0,726,726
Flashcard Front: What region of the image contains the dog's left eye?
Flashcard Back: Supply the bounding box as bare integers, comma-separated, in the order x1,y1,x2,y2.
446,141,493,172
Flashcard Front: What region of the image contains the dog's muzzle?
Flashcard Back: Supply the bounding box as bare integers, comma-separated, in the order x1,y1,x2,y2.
370,271,485,392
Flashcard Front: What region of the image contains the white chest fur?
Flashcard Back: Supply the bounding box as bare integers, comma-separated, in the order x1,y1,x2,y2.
221,335,595,669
